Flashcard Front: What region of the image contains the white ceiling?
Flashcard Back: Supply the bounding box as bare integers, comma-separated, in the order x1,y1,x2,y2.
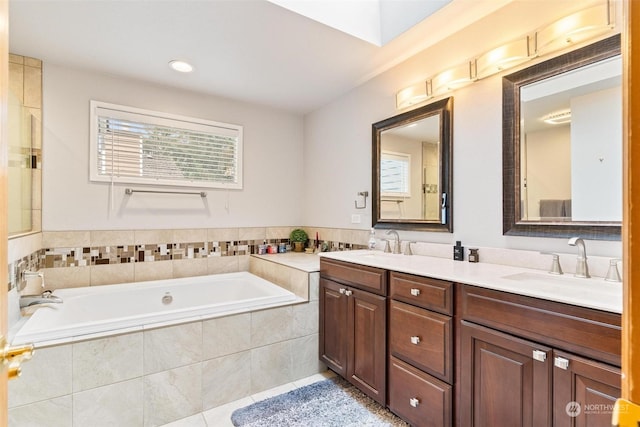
8,0,512,114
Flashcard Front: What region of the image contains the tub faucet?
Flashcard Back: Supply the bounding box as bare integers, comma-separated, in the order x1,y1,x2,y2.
20,290,63,309
568,237,590,278
385,230,401,254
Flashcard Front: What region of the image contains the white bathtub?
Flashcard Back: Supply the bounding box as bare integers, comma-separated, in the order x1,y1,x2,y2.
11,272,299,346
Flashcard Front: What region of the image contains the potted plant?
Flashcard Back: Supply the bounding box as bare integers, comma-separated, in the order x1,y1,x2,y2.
289,228,308,252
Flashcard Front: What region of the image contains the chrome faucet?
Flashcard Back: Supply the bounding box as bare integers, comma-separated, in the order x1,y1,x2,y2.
20,290,63,309
385,230,401,254
568,237,590,278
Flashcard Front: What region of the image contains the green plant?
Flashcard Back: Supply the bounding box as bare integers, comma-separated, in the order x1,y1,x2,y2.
289,228,308,243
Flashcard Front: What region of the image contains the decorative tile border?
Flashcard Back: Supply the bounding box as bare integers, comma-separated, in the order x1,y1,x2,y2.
7,238,366,291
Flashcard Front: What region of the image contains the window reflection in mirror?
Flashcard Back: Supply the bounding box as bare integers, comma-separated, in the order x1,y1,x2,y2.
380,114,440,221
519,56,621,223
373,96,452,232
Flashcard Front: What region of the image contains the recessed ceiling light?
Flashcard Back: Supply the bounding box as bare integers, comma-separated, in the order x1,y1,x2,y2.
542,109,572,125
169,60,193,73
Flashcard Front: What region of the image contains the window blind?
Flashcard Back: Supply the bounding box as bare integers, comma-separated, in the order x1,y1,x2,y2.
90,101,243,189
380,151,410,196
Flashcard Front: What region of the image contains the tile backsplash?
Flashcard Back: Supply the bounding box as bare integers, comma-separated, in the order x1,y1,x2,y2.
8,227,368,291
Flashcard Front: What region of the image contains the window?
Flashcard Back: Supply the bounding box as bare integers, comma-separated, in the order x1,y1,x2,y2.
380,151,410,197
90,101,243,189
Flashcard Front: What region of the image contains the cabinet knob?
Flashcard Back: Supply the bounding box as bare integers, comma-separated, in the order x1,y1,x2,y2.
409,397,420,408
532,349,547,362
410,288,421,296
344,290,353,297
410,336,421,345
554,356,570,370
339,288,346,294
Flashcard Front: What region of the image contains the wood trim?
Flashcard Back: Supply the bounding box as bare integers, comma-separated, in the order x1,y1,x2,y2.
0,0,9,421
622,0,640,405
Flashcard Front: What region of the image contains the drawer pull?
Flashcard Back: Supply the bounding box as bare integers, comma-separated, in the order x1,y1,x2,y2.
410,336,421,345
339,288,346,294
344,290,353,297
410,288,421,296
409,397,420,408
532,350,547,362
554,356,570,370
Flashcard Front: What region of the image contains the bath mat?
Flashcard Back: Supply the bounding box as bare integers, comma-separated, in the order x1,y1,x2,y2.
230,376,408,426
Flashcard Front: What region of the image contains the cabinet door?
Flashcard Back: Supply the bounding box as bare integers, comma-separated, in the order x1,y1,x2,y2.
349,287,387,405
553,350,621,427
458,321,552,427
319,278,348,376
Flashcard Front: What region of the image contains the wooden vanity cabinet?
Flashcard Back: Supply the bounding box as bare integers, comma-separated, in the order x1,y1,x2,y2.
457,284,621,427
388,272,454,427
319,259,387,405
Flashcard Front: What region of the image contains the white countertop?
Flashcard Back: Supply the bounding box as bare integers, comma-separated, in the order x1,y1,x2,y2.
319,250,622,314
252,252,320,273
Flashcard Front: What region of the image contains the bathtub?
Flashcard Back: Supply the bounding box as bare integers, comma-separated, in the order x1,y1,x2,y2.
11,272,299,346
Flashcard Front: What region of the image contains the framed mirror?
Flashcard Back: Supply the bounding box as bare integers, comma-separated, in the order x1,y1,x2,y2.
372,97,453,232
503,34,621,240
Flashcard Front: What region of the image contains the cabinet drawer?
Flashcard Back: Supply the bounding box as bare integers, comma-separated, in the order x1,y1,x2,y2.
388,356,452,427
389,300,452,382
458,284,621,366
390,272,452,315
320,258,387,296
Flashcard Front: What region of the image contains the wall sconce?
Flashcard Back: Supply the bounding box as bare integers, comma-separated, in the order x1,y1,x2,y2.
475,37,533,80
430,62,474,96
394,0,614,110
396,81,431,109
536,2,614,56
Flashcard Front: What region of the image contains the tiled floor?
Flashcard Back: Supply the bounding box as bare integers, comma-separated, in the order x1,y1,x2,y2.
159,371,337,427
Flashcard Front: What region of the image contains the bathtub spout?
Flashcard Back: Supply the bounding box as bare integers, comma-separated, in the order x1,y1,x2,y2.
20,290,63,309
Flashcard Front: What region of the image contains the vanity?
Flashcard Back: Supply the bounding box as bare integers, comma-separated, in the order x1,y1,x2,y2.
318,251,622,427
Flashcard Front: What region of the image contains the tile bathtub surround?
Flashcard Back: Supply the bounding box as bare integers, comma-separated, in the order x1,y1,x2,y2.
6,227,370,290
7,248,45,291
8,300,323,427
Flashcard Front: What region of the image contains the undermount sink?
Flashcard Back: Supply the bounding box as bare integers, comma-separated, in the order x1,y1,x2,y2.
502,272,591,285
501,271,620,294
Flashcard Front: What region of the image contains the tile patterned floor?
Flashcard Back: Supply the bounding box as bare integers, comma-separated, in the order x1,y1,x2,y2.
160,371,337,427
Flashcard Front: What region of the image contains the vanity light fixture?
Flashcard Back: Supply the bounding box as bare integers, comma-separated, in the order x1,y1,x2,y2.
430,62,475,97
169,60,194,73
535,2,614,56
396,81,431,110
394,0,614,110
475,37,533,80
542,109,572,125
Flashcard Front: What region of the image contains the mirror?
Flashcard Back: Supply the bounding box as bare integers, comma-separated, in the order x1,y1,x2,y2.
503,34,621,240
8,91,34,234
8,54,42,237
372,97,453,232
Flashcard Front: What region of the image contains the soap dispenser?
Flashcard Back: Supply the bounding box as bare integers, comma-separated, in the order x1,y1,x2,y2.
453,241,464,261
605,259,622,282
368,228,376,250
